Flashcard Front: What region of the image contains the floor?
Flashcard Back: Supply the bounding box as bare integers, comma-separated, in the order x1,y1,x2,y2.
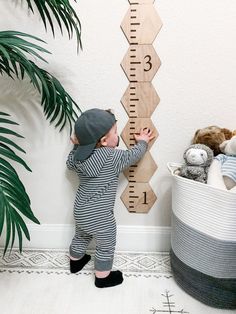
0,249,234,314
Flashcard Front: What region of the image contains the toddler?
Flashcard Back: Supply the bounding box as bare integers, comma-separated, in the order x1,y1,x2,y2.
66,108,154,288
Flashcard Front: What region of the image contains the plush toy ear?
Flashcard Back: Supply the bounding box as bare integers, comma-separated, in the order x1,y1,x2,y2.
192,129,200,144
221,128,232,140
232,129,236,136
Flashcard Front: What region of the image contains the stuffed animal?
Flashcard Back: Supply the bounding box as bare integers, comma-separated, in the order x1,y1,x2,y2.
207,136,236,191
192,126,233,156
179,144,214,183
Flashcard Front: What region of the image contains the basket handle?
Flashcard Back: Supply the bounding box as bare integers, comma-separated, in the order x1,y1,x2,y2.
167,162,182,175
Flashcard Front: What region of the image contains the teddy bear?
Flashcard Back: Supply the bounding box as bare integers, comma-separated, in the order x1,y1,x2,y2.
179,144,214,183
207,136,236,192
192,125,233,156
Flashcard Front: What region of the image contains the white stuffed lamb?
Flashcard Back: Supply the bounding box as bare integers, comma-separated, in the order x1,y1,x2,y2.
207,135,236,192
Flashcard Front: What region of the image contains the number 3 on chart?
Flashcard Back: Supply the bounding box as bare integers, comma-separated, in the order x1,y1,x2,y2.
144,55,152,72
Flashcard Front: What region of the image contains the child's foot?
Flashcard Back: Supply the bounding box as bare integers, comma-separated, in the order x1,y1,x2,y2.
70,254,91,273
95,270,123,288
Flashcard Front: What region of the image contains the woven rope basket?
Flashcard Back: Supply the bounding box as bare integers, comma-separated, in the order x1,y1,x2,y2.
168,163,236,309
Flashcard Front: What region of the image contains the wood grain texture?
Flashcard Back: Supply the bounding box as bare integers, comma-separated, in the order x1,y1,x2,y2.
121,82,160,118
121,4,162,44
121,45,161,82
121,0,161,213
121,182,157,213
121,117,158,150
123,151,157,182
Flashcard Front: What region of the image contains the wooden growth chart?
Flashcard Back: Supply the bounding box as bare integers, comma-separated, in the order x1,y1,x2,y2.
120,0,162,213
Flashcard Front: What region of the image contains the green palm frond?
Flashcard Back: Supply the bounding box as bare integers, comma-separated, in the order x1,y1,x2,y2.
0,31,81,133
0,0,82,254
0,112,40,255
26,0,82,50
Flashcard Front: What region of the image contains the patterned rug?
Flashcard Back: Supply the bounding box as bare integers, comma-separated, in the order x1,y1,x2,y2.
0,249,232,314
0,249,171,277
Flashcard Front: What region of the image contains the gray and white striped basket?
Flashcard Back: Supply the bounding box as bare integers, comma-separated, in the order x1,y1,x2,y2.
168,163,236,309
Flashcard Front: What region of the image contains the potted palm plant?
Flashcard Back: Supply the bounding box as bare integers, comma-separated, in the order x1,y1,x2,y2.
0,0,82,255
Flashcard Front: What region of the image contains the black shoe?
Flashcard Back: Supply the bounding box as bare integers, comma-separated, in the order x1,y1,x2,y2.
70,254,91,273
95,270,123,288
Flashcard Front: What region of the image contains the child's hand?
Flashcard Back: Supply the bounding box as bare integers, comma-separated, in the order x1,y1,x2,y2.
134,128,155,144
70,134,79,145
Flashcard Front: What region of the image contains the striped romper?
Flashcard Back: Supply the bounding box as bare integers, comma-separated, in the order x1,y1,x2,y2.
66,140,148,271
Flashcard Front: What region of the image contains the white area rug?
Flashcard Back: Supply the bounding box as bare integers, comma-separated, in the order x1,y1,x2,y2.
0,249,234,314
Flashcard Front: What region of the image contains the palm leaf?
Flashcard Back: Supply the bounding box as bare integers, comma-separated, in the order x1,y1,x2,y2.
0,31,81,133
25,0,82,51
0,1,82,254
0,115,40,255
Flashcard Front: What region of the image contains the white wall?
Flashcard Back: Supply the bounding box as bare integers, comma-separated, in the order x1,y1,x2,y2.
0,0,236,250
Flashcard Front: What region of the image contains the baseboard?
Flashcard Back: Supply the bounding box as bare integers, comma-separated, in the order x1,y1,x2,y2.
0,224,171,253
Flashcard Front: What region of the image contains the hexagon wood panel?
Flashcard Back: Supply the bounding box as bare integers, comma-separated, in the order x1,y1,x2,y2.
121,117,158,150
121,45,161,82
121,82,160,118
121,4,162,44
121,182,157,213
123,151,157,182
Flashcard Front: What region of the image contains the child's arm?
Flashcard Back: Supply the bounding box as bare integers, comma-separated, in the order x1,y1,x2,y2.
66,134,79,170
112,128,155,174
66,145,78,170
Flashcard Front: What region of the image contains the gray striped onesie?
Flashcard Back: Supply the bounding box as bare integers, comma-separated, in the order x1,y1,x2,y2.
66,140,148,271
